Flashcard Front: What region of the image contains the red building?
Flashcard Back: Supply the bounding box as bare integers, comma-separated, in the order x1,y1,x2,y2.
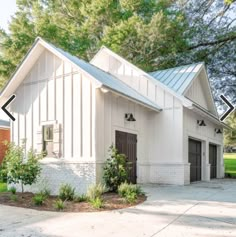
0,120,10,164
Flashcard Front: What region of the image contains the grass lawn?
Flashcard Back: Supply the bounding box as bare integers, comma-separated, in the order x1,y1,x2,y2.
224,153,236,177
0,182,7,193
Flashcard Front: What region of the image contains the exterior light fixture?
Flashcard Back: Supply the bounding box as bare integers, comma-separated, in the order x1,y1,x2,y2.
125,113,136,122
197,120,206,126
100,87,109,93
215,128,222,134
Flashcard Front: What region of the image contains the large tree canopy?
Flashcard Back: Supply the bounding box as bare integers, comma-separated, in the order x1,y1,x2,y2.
0,0,235,109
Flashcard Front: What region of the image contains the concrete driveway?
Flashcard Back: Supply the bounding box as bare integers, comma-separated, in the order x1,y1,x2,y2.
0,179,236,237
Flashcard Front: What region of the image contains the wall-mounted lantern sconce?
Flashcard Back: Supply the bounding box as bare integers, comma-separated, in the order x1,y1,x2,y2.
215,128,222,134
125,113,136,122
197,120,206,126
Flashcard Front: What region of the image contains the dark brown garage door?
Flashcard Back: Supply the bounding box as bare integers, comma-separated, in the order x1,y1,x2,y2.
189,139,201,182
115,131,137,184
209,144,217,179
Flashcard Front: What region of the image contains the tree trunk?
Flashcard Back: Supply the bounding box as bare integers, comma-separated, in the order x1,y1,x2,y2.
21,181,24,193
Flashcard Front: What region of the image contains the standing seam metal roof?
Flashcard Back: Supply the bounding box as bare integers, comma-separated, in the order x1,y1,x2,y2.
47,42,161,111
149,63,204,95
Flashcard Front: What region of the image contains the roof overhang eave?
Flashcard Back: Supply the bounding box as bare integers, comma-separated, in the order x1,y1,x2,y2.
100,86,162,112
188,103,230,129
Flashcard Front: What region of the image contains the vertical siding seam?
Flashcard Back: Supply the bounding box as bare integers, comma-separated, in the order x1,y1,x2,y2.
62,62,65,157
17,113,20,145
24,85,26,143
71,69,74,158
90,82,92,157
54,55,57,121
80,73,83,157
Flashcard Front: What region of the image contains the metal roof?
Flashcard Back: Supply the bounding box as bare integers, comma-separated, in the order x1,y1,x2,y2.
47,42,161,111
149,63,204,95
0,119,10,128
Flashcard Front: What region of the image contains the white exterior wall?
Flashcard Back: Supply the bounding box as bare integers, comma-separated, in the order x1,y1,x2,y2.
183,108,224,183
10,49,97,194
93,54,186,185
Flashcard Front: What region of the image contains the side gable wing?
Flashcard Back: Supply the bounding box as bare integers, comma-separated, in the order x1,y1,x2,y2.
183,67,218,116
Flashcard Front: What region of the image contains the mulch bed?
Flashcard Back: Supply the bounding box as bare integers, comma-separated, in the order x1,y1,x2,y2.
0,192,146,212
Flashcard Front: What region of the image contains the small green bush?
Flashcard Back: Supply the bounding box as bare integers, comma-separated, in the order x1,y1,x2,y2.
10,194,18,202
118,182,144,197
87,183,106,201
124,192,137,203
32,194,45,206
103,145,129,192
118,182,144,203
59,184,75,201
54,199,65,211
9,186,16,194
90,197,104,209
74,194,87,202
39,187,51,198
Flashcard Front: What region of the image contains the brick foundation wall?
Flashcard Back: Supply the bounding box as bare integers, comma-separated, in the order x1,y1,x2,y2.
138,163,191,185
13,159,97,195
0,128,10,164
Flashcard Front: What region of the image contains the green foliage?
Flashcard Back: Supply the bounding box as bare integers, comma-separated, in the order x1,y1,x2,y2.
118,182,144,203
0,142,43,193
103,146,129,191
54,199,65,211
10,194,18,202
224,112,236,147
9,186,16,195
89,197,104,209
86,183,106,201
74,194,87,203
118,182,144,197
39,187,51,198
59,184,75,201
32,193,45,206
0,182,7,193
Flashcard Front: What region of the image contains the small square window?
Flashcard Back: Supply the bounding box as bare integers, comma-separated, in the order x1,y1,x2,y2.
43,125,53,141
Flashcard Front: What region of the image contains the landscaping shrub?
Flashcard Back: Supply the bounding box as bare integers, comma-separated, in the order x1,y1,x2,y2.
10,194,18,202
32,194,45,206
118,182,144,204
0,142,43,192
9,186,16,194
103,145,129,191
59,184,75,201
118,182,144,197
89,197,104,209
39,187,51,198
74,194,87,202
124,191,137,203
86,183,106,201
54,199,65,211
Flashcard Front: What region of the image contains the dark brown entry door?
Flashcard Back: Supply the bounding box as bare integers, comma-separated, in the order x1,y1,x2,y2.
115,131,137,184
189,139,201,182
209,144,217,179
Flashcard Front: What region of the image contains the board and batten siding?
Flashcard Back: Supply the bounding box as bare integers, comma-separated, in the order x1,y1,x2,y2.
92,53,184,163
10,49,95,160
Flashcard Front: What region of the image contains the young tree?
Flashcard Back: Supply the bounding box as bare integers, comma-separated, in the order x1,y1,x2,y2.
0,142,43,192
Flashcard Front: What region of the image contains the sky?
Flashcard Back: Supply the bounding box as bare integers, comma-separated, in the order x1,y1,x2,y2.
0,0,17,32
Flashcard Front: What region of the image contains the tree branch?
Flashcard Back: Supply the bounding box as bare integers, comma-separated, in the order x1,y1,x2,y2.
188,34,236,50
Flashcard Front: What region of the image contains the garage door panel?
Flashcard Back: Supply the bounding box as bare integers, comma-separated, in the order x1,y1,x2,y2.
209,144,217,179
189,139,201,182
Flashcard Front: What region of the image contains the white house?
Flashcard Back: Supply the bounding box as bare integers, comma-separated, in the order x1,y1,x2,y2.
0,38,226,194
